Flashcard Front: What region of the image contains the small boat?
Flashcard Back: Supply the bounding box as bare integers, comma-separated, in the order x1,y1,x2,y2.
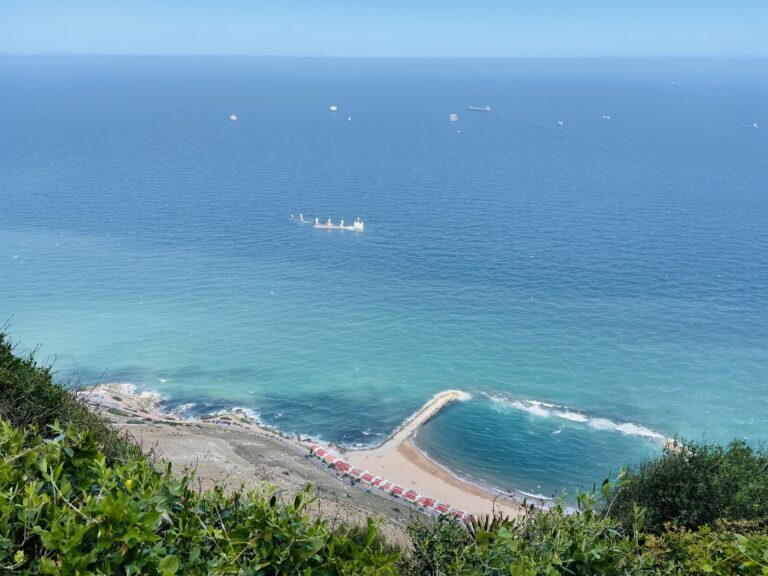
468,106,491,112
329,105,338,112
602,115,611,120
347,116,352,121
448,113,459,122
229,113,238,122
751,123,759,129
557,120,564,127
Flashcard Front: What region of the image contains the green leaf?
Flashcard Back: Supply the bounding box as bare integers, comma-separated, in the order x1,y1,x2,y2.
39,557,58,574
159,554,179,575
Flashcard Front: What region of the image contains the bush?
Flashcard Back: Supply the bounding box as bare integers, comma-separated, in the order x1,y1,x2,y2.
404,487,768,575
404,489,650,575
0,332,137,462
644,522,768,575
0,419,399,574
607,439,768,533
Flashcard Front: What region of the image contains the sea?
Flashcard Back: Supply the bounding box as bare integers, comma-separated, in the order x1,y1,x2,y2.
2,56,767,499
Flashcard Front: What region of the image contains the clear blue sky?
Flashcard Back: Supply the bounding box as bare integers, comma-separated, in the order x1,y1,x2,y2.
2,0,767,57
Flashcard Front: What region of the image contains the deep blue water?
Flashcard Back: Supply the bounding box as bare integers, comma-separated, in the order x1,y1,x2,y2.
2,56,767,498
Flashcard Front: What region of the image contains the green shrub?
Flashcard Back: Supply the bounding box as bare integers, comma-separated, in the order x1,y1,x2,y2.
644,523,768,575
0,419,399,574
403,488,651,575
0,332,137,462
403,486,768,575
607,439,768,533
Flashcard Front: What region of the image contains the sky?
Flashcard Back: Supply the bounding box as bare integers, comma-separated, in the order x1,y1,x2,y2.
1,0,767,58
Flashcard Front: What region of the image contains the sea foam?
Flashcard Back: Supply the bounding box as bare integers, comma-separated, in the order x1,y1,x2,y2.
487,394,665,442
101,382,166,406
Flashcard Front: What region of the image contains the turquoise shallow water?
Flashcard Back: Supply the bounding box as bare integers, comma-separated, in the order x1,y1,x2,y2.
2,56,767,497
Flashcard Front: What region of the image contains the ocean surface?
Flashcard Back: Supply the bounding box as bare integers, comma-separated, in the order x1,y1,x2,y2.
2,56,767,498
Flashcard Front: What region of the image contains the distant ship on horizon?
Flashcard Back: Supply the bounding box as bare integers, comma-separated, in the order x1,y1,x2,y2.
468,105,491,112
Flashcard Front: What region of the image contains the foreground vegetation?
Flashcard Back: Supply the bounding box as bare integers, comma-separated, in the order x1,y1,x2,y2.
2,332,767,574
608,438,768,534
0,420,398,574
0,332,136,462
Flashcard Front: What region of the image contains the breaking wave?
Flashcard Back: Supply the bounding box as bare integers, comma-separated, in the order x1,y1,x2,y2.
486,394,666,442
94,382,166,408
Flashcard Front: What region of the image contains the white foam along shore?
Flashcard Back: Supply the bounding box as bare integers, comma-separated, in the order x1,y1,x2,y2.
83,384,522,518
80,383,310,454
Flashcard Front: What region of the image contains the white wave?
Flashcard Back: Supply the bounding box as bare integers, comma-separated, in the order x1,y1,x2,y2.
487,394,666,442
169,402,196,417
100,382,137,395
516,490,553,501
558,411,589,423
99,382,166,405
228,406,262,423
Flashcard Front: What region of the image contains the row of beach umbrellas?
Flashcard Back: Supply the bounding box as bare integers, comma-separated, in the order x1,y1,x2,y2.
310,444,467,521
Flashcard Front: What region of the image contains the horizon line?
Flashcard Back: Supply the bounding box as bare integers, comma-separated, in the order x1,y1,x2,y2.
2,52,768,60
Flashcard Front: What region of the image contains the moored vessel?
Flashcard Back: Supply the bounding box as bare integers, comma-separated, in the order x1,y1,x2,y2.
313,217,364,231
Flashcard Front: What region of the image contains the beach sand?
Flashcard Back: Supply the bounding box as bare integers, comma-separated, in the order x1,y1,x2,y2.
82,384,415,545
348,391,523,518
83,385,522,533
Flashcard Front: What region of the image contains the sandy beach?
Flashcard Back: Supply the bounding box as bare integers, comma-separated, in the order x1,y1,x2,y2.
83,384,418,544
347,391,523,518
83,384,523,528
